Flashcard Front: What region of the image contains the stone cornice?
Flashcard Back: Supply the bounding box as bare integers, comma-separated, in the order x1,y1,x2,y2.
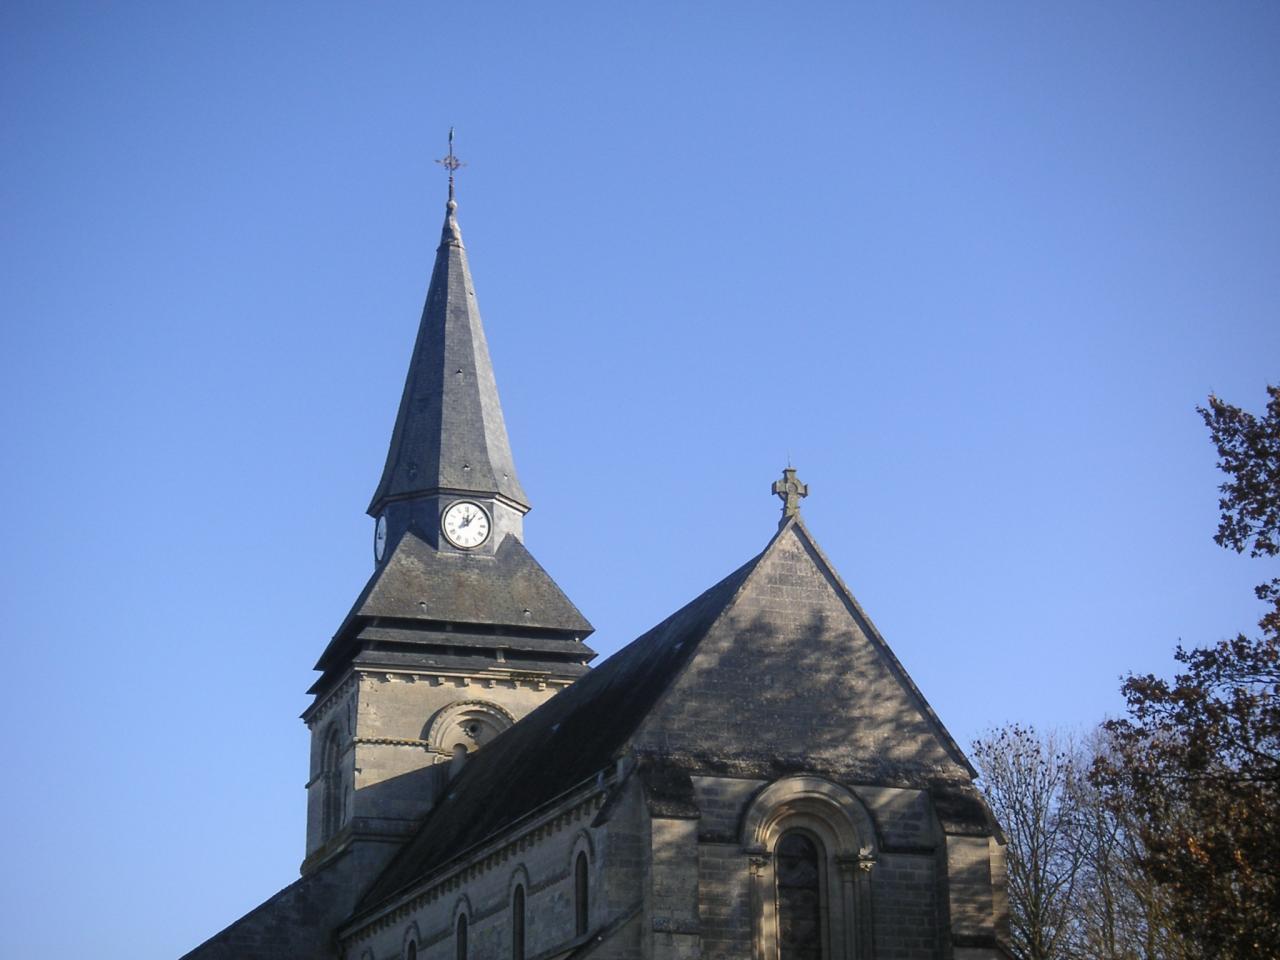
303,666,572,725
301,672,356,726
360,670,571,690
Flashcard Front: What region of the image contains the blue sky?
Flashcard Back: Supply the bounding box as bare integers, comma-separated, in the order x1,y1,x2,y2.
2,2,1277,956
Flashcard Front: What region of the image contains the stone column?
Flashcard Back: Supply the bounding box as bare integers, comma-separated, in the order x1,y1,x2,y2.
748,852,771,960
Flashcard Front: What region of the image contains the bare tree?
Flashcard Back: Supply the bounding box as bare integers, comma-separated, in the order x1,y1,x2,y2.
971,725,1089,960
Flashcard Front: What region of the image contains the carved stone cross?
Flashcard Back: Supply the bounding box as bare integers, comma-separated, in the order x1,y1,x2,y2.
772,467,809,519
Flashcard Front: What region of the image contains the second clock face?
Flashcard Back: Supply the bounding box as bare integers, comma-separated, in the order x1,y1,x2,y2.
442,500,491,549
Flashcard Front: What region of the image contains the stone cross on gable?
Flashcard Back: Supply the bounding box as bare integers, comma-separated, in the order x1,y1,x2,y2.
772,467,809,520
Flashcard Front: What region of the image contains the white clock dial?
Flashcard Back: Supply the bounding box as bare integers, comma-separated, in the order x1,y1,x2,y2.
374,514,388,562
442,500,491,549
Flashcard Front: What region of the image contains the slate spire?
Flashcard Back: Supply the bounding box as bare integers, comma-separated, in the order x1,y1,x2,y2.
368,187,529,517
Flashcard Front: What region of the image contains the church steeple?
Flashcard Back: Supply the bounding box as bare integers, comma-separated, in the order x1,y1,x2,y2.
302,152,594,875
368,186,529,524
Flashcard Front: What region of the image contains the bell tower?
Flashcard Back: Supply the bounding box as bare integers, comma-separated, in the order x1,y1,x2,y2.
301,150,594,876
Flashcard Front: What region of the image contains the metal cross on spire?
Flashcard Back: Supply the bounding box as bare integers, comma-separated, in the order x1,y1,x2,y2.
772,466,809,523
436,127,465,199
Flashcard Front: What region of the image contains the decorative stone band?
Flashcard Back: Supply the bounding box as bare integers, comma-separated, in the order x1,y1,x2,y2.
362,670,571,692
353,736,435,749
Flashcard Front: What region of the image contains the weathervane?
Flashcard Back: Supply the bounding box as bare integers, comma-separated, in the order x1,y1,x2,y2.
436,127,465,199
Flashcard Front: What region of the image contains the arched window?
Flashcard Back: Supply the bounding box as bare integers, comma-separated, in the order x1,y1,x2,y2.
741,777,879,960
406,942,417,960
512,885,526,959
777,832,823,960
574,851,589,936
321,727,343,841
456,915,468,960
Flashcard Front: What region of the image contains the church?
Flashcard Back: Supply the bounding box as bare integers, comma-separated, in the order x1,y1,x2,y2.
181,168,1011,960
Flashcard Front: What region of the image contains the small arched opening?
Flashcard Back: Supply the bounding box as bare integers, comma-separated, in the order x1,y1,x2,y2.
455,914,468,960
321,726,343,841
512,884,526,959
574,850,589,937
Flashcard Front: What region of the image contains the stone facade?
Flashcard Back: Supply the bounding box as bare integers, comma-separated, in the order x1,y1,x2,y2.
284,521,1008,960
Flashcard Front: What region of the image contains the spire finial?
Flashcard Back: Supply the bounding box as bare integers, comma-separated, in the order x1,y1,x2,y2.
436,127,466,246
772,466,809,524
437,127,464,201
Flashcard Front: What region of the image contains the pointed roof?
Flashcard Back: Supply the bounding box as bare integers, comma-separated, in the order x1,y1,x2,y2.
368,194,528,516
631,517,977,783
353,516,983,916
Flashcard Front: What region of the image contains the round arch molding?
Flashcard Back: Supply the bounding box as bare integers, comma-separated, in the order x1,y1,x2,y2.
423,700,516,756
741,775,878,859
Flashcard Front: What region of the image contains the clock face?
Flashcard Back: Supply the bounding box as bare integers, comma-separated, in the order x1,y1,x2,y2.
442,500,491,549
374,514,388,562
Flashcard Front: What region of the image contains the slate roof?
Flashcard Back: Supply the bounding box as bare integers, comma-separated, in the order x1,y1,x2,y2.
313,530,594,685
353,548,765,913
348,649,590,679
368,195,528,516
356,626,592,657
